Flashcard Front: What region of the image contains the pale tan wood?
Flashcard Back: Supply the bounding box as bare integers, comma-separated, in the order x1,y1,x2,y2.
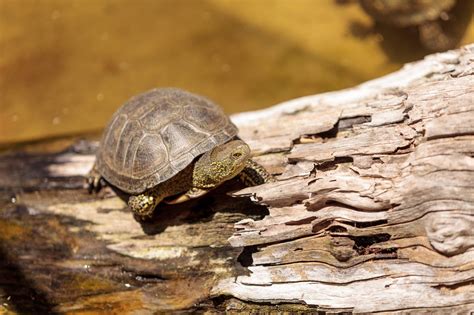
214,44,474,313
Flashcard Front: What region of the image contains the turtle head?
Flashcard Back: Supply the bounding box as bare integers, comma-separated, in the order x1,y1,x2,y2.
193,140,250,189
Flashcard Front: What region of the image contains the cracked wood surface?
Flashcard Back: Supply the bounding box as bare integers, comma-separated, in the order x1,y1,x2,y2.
218,44,474,313
0,45,473,313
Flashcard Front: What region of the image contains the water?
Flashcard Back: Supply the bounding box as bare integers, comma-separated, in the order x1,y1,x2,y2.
1,0,472,145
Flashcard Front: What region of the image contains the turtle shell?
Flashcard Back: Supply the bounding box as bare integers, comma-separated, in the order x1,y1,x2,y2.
96,88,238,194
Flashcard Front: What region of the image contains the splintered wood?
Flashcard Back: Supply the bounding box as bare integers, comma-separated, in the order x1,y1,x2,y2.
214,45,474,313
0,45,472,313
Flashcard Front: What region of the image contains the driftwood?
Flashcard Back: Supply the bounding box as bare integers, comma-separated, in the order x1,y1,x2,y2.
0,45,473,314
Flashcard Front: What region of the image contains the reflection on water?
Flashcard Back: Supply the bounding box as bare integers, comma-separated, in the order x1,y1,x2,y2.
0,0,473,145
354,0,473,53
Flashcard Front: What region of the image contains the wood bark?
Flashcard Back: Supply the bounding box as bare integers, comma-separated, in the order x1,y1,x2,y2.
0,45,473,314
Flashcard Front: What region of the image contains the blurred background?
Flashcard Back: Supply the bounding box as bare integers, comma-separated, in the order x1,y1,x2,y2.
1,0,473,145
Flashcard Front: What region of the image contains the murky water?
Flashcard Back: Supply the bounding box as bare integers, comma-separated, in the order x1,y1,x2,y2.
1,0,473,145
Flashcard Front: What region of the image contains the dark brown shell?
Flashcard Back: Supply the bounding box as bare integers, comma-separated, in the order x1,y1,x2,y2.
96,88,237,194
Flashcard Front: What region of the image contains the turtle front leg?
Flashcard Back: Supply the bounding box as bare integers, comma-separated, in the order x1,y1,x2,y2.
240,159,274,186
86,162,106,193
128,190,165,219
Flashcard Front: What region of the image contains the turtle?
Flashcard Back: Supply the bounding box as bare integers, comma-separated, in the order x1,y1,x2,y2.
87,88,272,219
359,0,458,51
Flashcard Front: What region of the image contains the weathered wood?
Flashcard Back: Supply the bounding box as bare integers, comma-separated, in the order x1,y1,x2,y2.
0,45,473,314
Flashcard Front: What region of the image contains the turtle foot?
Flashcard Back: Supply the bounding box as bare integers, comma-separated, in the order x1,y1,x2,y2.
128,194,157,219
86,167,106,193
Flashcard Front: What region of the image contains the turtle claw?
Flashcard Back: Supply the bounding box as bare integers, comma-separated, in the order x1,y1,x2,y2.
86,165,105,193
86,175,101,193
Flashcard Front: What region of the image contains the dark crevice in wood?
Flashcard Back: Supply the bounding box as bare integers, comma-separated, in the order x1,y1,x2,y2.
351,233,391,246
327,225,348,233
312,220,333,233
371,156,383,163
393,141,415,154
120,267,169,283
366,248,398,258
432,280,474,291
338,115,372,130
319,122,340,140
315,156,354,171
317,115,373,141
345,219,389,228
350,233,397,257
237,246,258,267
131,273,167,283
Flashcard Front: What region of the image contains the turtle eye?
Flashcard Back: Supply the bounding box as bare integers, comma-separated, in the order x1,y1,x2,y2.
232,152,243,159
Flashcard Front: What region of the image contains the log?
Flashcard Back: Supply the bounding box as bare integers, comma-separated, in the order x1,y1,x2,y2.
0,44,473,314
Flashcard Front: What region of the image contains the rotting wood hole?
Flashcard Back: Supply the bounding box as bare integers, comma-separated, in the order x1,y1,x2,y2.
237,246,258,267
351,233,393,255
352,233,390,245
318,123,339,139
